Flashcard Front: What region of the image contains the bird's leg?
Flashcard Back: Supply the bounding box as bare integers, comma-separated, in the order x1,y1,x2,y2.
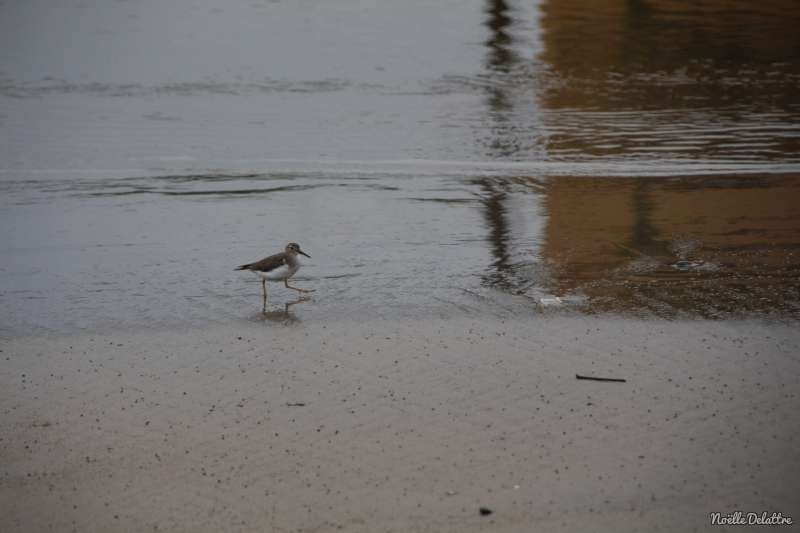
285,280,313,293
261,279,267,298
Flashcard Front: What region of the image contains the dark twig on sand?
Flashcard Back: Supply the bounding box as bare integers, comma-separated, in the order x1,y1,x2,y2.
576,374,626,383
285,402,306,407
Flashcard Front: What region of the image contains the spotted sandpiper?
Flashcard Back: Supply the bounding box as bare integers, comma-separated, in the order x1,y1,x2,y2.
235,243,313,297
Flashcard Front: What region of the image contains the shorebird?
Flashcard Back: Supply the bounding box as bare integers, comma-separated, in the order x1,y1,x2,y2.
234,243,313,297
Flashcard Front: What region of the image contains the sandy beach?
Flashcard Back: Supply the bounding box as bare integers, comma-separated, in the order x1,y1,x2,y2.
2,316,798,532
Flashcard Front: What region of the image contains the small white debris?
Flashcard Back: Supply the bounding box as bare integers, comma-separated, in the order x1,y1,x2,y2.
540,297,563,306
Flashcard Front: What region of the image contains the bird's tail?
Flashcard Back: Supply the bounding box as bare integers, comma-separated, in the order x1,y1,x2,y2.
234,264,251,271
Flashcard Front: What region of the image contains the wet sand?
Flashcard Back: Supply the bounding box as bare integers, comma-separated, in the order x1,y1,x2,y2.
2,316,798,532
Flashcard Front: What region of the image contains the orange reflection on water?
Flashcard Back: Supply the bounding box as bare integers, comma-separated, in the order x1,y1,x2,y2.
533,0,800,161
530,174,800,318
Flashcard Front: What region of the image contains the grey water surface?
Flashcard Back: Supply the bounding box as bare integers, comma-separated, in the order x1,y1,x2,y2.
2,0,799,336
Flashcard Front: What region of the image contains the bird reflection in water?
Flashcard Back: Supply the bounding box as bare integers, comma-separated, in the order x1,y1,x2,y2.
256,297,311,324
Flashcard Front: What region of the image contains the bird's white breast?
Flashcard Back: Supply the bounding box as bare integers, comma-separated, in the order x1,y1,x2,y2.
253,262,299,281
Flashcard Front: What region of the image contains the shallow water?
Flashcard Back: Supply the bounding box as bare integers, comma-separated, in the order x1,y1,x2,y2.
1,0,799,336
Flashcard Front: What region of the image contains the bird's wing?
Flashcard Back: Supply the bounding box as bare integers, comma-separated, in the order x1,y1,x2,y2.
235,252,286,272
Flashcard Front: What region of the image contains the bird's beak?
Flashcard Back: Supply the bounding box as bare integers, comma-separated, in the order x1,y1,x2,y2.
299,250,310,258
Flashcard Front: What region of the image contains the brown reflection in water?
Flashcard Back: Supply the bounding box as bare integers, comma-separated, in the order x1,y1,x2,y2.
542,0,800,71
474,0,800,319
531,0,800,161
534,174,800,318
539,0,800,111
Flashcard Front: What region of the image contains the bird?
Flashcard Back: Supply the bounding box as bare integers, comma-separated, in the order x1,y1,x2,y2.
234,243,313,298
